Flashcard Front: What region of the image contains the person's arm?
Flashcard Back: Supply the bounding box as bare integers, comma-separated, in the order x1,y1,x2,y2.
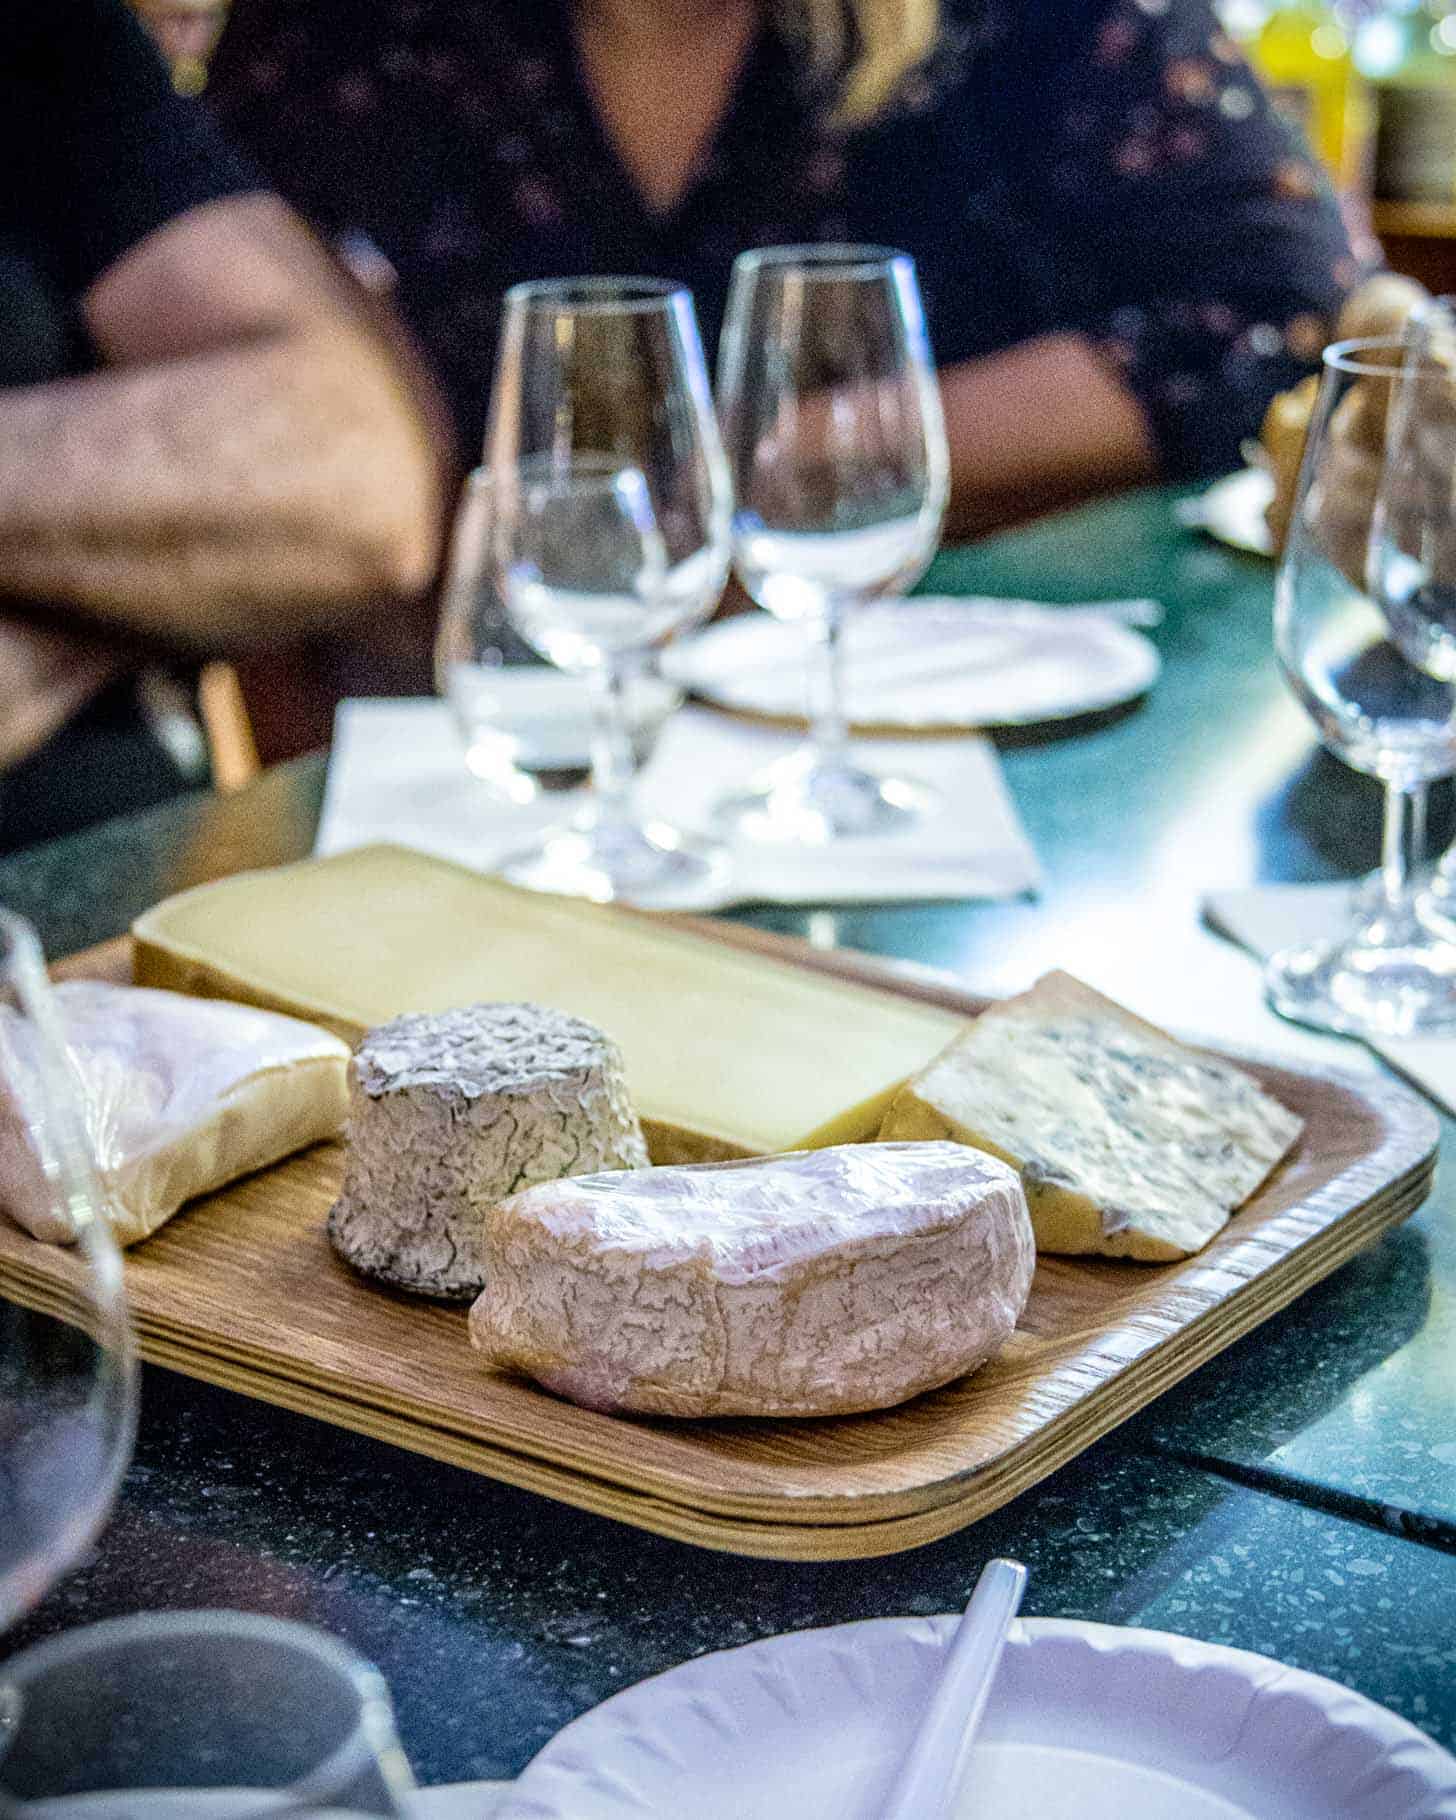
0,191,452,653
934,0,1360,535
937,335,1157,541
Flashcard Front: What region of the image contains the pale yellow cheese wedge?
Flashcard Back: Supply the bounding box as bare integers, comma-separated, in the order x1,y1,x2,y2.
879,971,1304,1261
132,845,965,1161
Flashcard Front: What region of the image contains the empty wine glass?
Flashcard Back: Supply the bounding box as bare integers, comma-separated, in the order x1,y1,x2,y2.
0,1610,415,1815
1268,337,1456,1036
714,244,949,843
483,278,732,907
433,468,539,805
1372,296,1456,927
0,910,135,1639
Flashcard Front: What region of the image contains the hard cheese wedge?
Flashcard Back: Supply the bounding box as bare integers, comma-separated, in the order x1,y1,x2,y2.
879,970,1304,1261
132,845,966,1160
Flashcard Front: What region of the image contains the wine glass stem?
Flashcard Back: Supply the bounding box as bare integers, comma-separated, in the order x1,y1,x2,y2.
807,598,850,774
588,654,638,837
1381,781,1421,917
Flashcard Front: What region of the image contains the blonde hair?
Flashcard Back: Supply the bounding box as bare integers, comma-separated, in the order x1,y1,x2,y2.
779,0,942,127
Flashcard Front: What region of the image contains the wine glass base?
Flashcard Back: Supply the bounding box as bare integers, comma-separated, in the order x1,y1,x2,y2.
716,752,937,844
1266,925,1456,1038
497,818,730,910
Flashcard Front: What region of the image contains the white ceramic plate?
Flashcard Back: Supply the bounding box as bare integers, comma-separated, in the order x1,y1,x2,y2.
661,599,1161,731
497,1616,1456,1819
1179,467,1275,557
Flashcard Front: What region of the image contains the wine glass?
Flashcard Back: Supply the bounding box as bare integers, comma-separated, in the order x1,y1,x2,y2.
714,244,949,844
1267,336,1456,1036
483,278,732,908
0,911,135,1638
433,468,539,806
1373,295,1456,925
0,1610,415,1814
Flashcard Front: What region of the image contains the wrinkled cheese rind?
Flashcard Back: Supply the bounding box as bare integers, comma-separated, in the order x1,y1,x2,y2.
469,1141,1034,1418
879,971,1304,1261
0,982,349,1247
329,1003,648,1301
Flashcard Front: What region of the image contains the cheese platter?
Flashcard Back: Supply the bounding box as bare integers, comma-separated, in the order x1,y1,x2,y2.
0,846,1438,1559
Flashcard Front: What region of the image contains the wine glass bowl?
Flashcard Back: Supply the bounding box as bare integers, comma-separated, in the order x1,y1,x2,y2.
483,278,732,907
0,910,135,1638
1268,336,1456,1037
715,244,949,843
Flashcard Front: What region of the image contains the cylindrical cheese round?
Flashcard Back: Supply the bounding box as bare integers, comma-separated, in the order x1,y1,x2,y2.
328,1002,647,1300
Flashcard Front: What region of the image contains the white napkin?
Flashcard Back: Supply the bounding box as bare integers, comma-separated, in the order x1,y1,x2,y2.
316,693,1040,909
1205,880,1456,1114
411,1782,510,1818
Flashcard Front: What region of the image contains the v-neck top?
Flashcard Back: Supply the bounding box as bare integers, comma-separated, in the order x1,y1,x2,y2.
206,0,1359,481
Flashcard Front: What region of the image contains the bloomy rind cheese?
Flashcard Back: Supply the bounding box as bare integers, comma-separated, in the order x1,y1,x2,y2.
469,1141,1035,1419
878,972,1304,1262
329,1003,647,1300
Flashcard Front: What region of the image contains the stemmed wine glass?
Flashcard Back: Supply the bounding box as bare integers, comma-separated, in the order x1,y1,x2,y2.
1267,336,1456,1036
484,278,732,907
0,910,135,1641
1372,296,1456,927
714,244,949,843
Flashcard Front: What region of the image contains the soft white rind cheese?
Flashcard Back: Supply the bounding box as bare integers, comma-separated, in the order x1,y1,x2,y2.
0,982,349,1246
329,1002,647,1300
469,1141,1034,1418
879,971,1304,1262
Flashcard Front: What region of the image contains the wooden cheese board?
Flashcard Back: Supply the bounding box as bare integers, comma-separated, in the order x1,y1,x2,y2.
0,929,1437,1560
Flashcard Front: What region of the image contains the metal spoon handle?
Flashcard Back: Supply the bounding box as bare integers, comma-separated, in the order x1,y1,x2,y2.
880,1557,1028,1820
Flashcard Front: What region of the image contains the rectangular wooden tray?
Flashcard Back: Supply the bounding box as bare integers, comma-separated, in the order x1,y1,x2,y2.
0,931,1438,1559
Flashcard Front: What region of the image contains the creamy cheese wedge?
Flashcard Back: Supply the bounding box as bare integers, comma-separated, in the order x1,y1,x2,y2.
469,1141,1034,1418
879,971,1304,1261
0,982,349,1246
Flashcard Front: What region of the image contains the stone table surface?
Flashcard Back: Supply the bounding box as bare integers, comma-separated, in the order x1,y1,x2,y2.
1,484,1452,1788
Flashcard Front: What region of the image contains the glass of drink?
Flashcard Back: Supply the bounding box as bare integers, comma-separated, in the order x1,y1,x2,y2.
1268,336,1456,1035
0,910,135,1638
484,278,732,907
714,245,949,843
0,1611,415,1815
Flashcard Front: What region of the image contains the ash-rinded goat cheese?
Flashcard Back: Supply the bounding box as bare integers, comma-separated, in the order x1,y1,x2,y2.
469,1141,1034,1418
328,1003,647,1300
879,971,1304,1261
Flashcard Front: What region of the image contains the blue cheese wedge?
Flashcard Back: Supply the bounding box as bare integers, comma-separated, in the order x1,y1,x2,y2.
878,972,1304,1262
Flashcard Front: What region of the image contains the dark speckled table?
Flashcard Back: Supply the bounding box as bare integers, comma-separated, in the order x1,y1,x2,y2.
1,486,1453,1787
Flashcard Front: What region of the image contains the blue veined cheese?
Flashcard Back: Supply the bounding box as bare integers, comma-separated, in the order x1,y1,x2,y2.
878,972,1304,1262
469,1142,1033,1418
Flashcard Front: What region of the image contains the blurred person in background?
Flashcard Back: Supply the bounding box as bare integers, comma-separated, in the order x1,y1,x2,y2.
208,0,1365,543
0,0,451,850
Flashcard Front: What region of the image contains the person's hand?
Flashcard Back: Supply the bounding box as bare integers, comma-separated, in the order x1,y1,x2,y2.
1262,273,1429,561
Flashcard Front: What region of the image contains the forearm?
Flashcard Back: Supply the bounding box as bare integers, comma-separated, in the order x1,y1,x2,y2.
0,327,439,652
939,335,1158,540
0,194,454,654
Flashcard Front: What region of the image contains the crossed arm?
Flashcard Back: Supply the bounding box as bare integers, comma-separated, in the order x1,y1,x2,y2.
0,193,455,655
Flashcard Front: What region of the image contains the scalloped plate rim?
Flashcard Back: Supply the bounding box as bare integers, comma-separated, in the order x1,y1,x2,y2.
499,1614,1456,1819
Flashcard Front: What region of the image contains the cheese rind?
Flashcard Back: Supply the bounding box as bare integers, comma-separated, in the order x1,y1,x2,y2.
0,982,348,1246
879,971,1304,1262
329,1002,647,1300
469,1141,1034,1418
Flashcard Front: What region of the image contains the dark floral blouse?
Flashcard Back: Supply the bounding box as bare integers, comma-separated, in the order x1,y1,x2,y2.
207,0,1362,481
